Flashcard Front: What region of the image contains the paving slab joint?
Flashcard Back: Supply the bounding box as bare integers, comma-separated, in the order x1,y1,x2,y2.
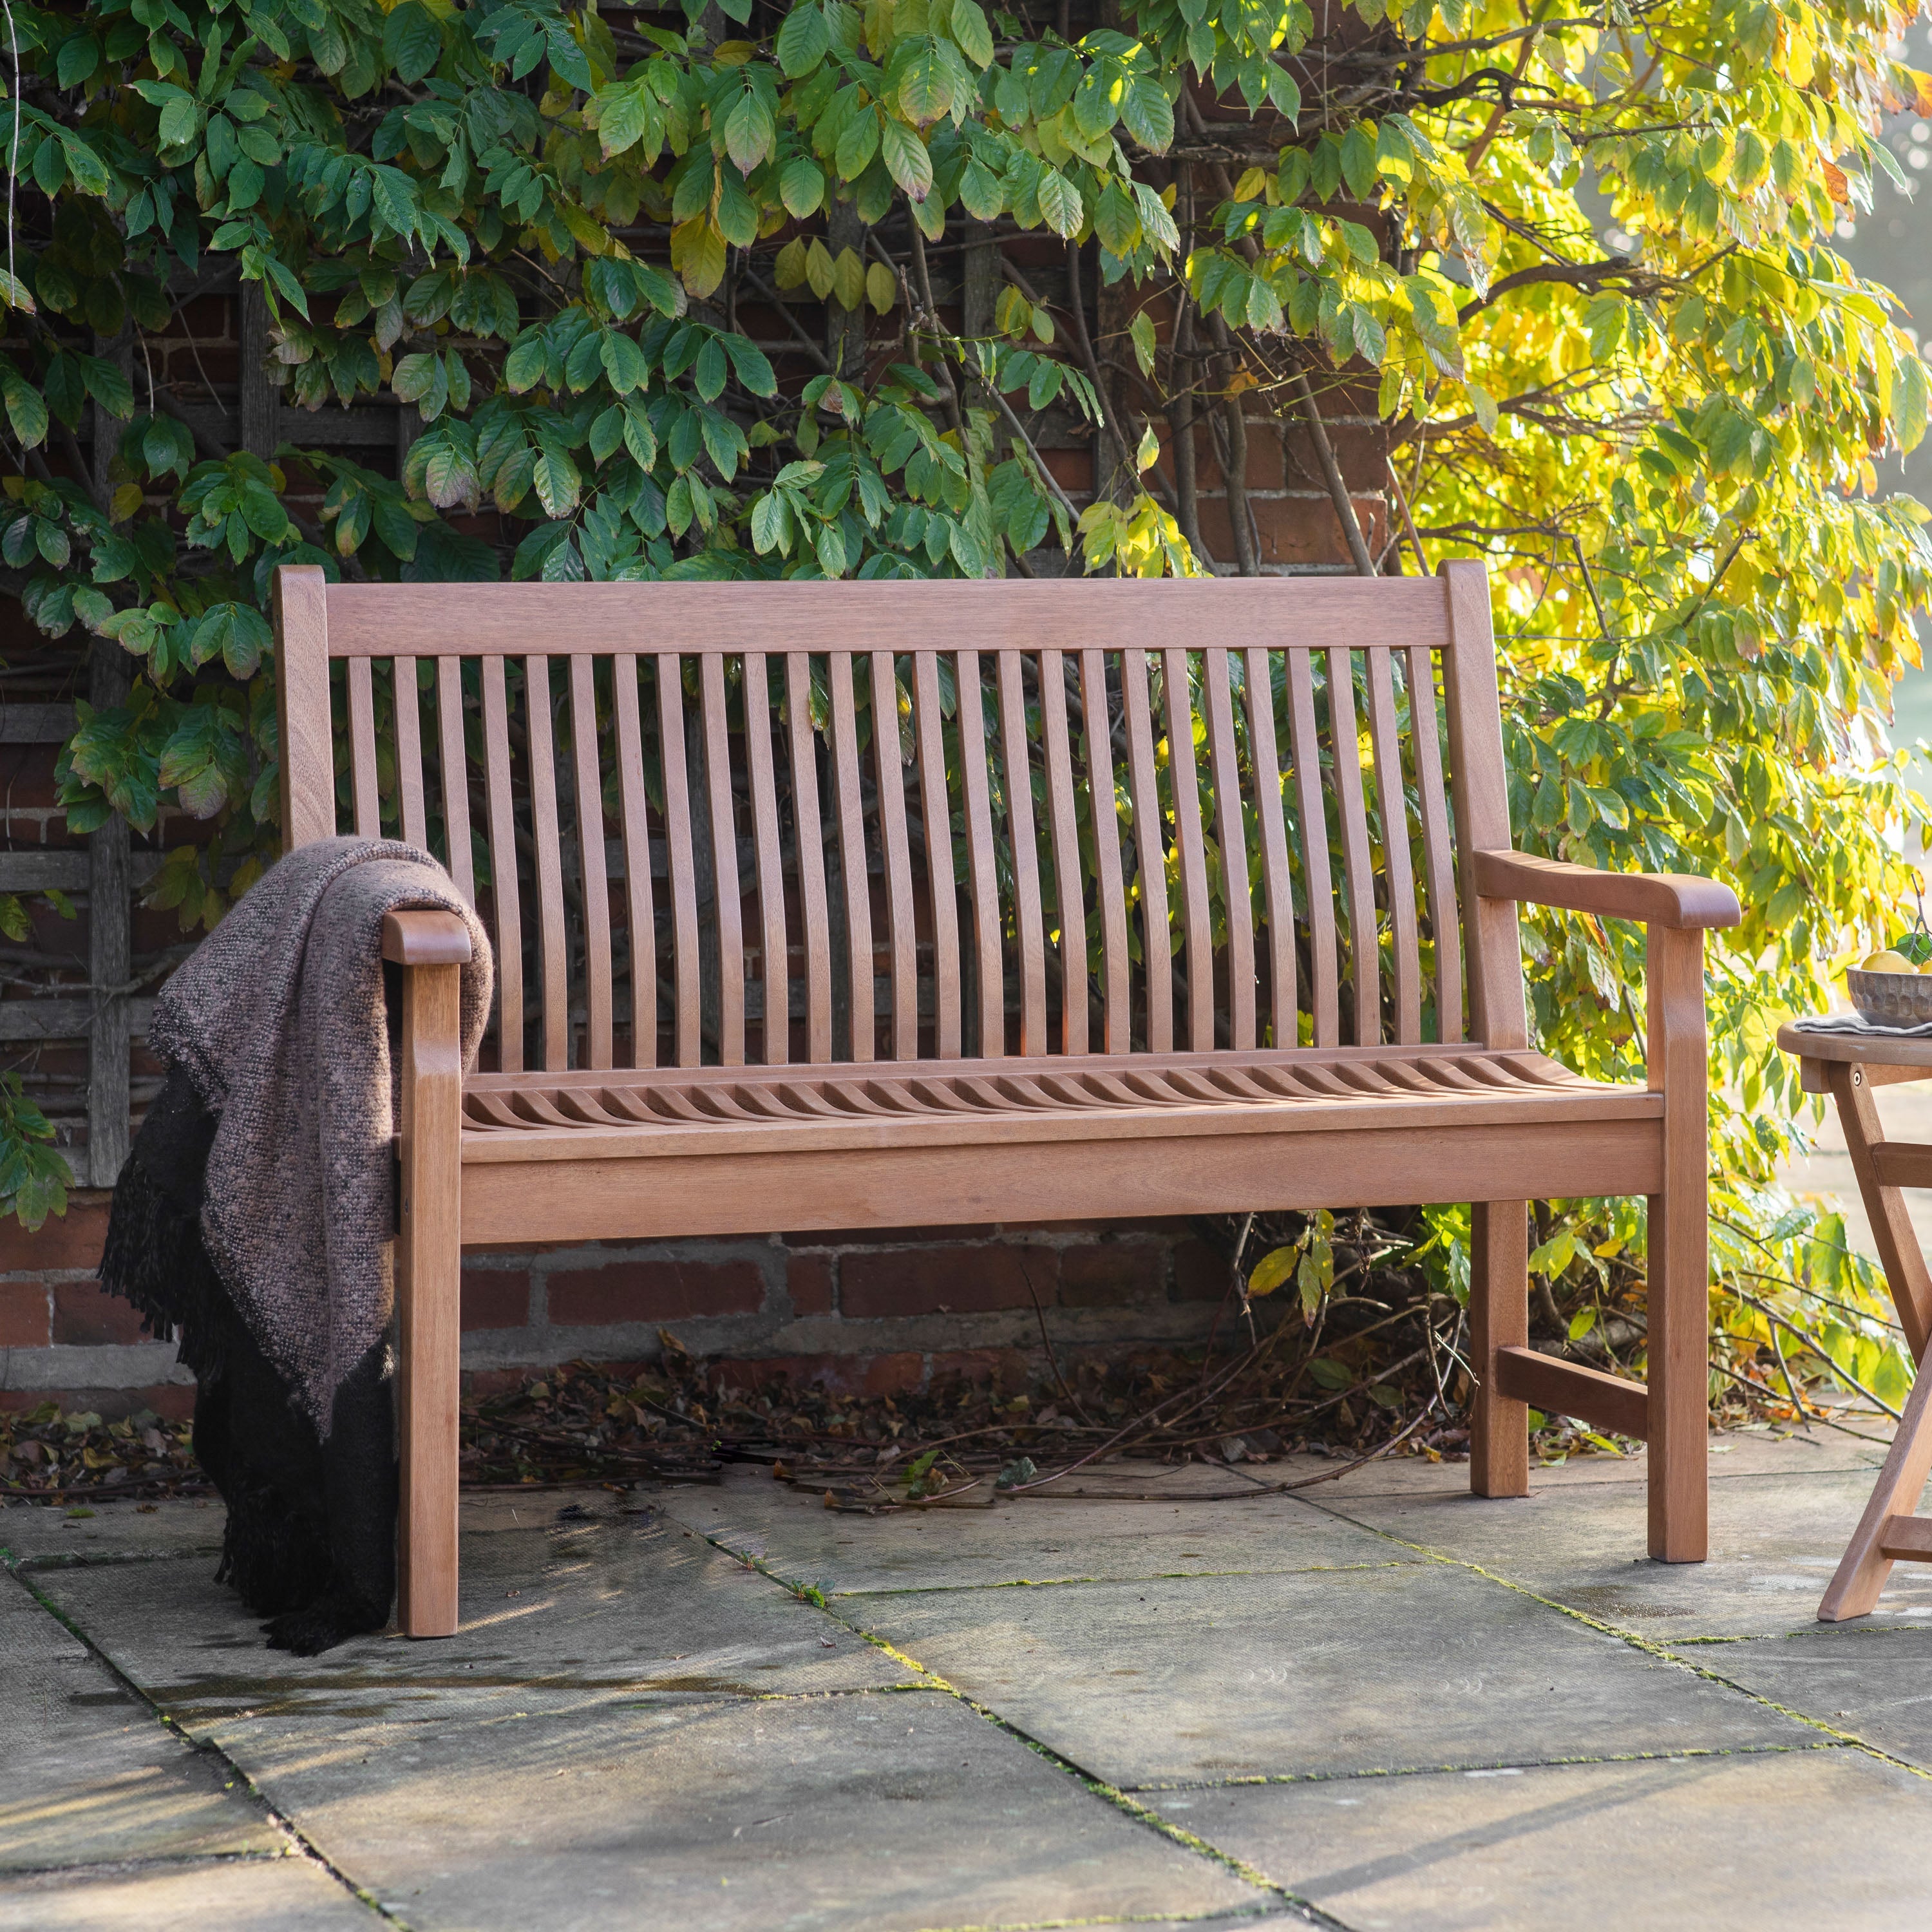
1305,1497,1932,1785
667,1507,1340,1929
7,1564,402,1925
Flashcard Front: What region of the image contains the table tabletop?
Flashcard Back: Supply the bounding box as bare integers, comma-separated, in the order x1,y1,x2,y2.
1776,1020,1932,1074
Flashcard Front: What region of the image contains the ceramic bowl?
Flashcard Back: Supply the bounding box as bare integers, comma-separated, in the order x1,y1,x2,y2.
1847,967,1932,1025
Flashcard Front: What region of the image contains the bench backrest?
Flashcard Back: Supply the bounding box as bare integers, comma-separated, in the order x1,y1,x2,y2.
273,562,1526,1073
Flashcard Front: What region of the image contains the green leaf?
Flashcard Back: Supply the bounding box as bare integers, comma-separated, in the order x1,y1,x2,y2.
949,0,994,68
780,156,826,218
896,44,955,126
533,446,582,517
1037,169,1083,238
1245,1245,1298,1296
881,119,933,200
775,3,828,76
1894,351,1931,455
383,2,442,84
1129,309,1157,377
1122,78,1174,153
601,330,650,394
723,84,776,174
723,333,777,395
191,603,272,679
959,157,1004,221
1,370,47,449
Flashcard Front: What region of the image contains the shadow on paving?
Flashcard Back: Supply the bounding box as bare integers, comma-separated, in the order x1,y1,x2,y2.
1150,1747,1932,1932
0,1570,288,1873
186,1691,1267,1932
0,1859,379,1931
26,1504,918,1730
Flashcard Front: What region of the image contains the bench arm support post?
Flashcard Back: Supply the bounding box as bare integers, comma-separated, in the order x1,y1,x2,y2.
1472,847,1722,1562
389,912,466,1638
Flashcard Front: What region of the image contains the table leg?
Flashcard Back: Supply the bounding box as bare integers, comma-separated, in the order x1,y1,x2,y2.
1819,1060,1932,1619
1826,1061,1932,1361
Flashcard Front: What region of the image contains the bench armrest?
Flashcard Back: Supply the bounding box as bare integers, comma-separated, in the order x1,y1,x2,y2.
381,908,473,967
1472,850,1741,932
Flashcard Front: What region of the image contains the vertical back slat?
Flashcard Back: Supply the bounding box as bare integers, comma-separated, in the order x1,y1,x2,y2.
785,654,833,1064
912,653,961,1059
524,656,569,1071
570,656,614,1070
997,652,1047,1056
743,653,788,1065
1285,650,1340,1046
393,657,426,849
348,656,379,837
1366,649,1423,1046
869,652,918,1060
1243,647,1297,1047
828,652,875,1060
1202,651,1255,1051
700,654,745,1066
1079,650,1131,1054
1408,643,1464,1045
611,654,657,1067
1037,649,1088,1057
657,655,703,1067
481,656,523,1074
1443,560,1528,1048
1326,648,1381,1047
435,658,475,904
1120,649,1172,1054
955,650,1005,1057
1162,649,1213,1052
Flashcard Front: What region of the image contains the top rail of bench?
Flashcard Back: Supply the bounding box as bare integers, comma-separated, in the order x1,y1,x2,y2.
303,574,1457,659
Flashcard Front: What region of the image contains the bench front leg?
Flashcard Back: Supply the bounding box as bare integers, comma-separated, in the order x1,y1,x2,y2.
1470,1201,1530,1497
386,913,468,1638
1646,923,1709,1562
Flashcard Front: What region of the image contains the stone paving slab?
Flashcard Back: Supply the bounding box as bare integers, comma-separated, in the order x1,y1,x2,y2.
0,1857,377,1929
1311,1461,1932,1640
32,1511,914,1733
0,1571,287,1871
0,1497,227,1568
842,1560,1813,1787
1696,1625,1932,1768
190,1690,1267,1932
1148,1744,1932,1931
663,1466,1414,1598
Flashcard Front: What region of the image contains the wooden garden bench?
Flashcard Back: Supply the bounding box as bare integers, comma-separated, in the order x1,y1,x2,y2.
271,560,1739,1638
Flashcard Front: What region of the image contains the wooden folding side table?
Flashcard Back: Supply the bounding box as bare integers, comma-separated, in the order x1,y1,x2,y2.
1776,1023,1932,1620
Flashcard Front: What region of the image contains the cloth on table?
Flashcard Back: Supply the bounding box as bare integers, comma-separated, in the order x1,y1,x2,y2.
1788,1013,1932,1041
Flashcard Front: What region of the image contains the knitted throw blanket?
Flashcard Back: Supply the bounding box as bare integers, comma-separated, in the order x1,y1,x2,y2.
145,837,493,1436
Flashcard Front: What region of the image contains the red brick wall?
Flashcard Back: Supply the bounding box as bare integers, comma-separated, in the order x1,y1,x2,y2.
0,1198,1231,1416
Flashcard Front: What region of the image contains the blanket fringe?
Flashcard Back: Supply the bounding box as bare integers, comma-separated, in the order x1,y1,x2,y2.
97,1152,231,1385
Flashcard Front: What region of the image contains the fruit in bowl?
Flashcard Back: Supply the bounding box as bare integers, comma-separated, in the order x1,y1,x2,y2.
1862,949,1924,974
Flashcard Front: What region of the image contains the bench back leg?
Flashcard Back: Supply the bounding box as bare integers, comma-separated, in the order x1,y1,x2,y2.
397,960,464,1637
1470,1200,1530,1497
1646,926,1710,1562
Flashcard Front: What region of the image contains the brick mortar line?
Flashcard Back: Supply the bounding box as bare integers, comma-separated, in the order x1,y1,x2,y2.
1303,1496,1932,1785
671,1510,1343,1931
6,1567,403,1928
